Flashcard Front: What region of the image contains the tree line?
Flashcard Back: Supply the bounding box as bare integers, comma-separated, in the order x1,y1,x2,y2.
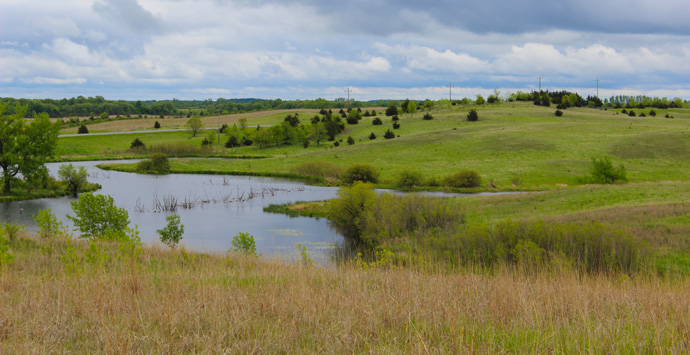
0,96,399,119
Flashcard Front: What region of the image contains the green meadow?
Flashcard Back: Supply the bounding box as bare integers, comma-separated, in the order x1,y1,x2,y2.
84,102,690,188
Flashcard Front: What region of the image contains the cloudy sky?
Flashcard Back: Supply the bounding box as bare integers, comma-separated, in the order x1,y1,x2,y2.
2,0,690,100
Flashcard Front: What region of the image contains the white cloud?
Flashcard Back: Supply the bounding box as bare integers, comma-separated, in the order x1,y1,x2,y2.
22,77,87,85
374,43,489,73
32,16,81,37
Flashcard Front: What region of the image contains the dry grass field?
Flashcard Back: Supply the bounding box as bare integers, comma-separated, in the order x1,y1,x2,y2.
1,236,689,354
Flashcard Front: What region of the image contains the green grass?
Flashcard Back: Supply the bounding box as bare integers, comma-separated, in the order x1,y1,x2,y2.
90,102,690,190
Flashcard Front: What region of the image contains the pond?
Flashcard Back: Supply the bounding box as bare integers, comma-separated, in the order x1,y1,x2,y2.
0,161,344,264
0,161,516,264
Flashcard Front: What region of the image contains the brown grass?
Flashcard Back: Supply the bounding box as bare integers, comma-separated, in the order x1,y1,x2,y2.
1,237,689,353
60,109,320,133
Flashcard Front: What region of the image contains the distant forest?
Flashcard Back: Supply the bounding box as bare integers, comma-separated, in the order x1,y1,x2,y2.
0,96,393,118
1,92,687,119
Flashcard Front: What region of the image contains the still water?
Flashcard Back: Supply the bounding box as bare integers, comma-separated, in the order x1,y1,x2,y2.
0,161,343,263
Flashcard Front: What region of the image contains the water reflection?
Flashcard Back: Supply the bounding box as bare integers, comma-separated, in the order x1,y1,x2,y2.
0,160,343,264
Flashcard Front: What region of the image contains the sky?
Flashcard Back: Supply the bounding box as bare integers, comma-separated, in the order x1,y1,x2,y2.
2,0,690,101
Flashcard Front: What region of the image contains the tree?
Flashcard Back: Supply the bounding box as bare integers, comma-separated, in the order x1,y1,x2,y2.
67,193,130,240
154,121,161,129
589,157,627,184
58,164,88,196
372,117,383,125
78,124,89,134
383,129,396,139
408,101,417,116
130,138,145,150
157,214,184,249
385,105,398,116
475,95,485,105
186,117,203,137
0,104,61,194
347,136,355,145
309,123,327,146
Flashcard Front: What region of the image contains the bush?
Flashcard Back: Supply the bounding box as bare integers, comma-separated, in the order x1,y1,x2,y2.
130,138,145,150
555,109,563,117
151,153,170,172
467,109,479,121
383,129,395,139
396,169,424,187
154,121,161,129
67,193,130,240
347,136,355,145
34,209,68,239
225,135,239,148
443,170,482,188
327,182,377,239
589,156,627,184
372,117,383,125
230,232,257,256
157,214,184,249
649,110,657,117
333,141,340,147
342,164,379,184
391,115,399,122
628,110,636,117
639,112,646,117
385,105,398,116
78,124,89,134
423,113,433,120
369,132,377,140
303,140,310,148
291,161,344,179
393,122,400,129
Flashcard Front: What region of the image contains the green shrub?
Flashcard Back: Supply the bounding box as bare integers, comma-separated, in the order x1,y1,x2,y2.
347,136,355,145
154,121,161,129
443,170,482,188
157,214,184,249
588,156,627,184
58,164,88,195
449,220,644,274
423,113,433,120
135,160,153,172
393,122,400,129
291,161,344,179
396,169,424,187
78,124,89,134
327,182,377,240
383,129,395,139
467,109,479,121
628,110,636,117
34,209,68,239
372,117,383,125
369,132,376,140
555,109,563,117
67,193,130,240
2,223,24,241
150,153,170,172
230,232,257,256
342,164,379,184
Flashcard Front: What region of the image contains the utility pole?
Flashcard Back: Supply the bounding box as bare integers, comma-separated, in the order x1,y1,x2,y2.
448,83,453,101
537,75,542,92
595,78,600,98
217,106,221,147
345,87,352,103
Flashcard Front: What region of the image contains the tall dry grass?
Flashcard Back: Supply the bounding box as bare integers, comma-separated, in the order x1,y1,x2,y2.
1,237,689,353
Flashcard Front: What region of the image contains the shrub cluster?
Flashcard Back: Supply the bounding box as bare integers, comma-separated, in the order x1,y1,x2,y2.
136,153,171,174
442,170,482,188
341,164,379,184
